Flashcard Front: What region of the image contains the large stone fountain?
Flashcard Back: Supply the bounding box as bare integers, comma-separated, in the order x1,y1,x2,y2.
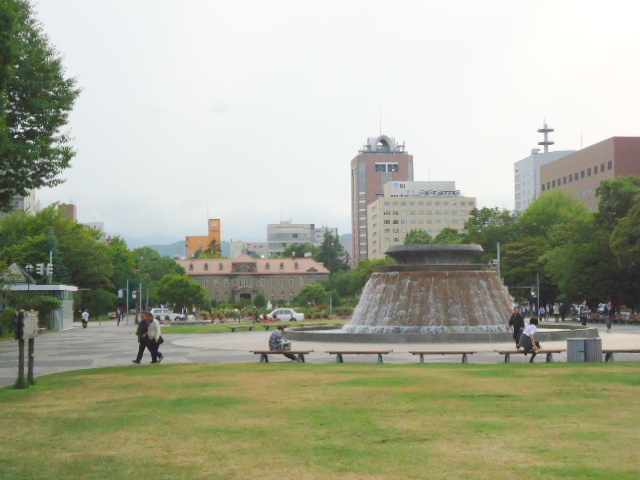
286,243,599,343
343,244,512,335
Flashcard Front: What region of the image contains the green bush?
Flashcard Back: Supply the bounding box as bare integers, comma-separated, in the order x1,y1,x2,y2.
0,308,17,337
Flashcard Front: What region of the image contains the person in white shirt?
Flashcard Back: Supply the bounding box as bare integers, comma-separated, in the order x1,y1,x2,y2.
517,317,540,363
81,310,89,328
144,312,164,364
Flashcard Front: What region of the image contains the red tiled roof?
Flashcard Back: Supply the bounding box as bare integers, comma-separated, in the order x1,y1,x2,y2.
177,256,330,275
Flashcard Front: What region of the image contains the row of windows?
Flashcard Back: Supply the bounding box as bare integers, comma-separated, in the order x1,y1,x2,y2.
378,218,460,230
383,200,473,207
542,161,613,192
382,210,467,216
190,262,302,272
202,277,307,288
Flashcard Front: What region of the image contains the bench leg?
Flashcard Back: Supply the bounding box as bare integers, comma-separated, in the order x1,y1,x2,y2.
419,353,424,364
377,353,383,364
462,353,468,364
296,354,305,363
605,352,613,362
504,353,510,364
336,354,343,363
546,353,554,363
260,354,269,363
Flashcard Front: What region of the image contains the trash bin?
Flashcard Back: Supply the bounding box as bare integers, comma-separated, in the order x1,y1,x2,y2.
567,338,586,362
584,337,603,362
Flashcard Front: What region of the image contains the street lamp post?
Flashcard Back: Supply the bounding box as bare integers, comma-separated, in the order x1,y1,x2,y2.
25,264,33,291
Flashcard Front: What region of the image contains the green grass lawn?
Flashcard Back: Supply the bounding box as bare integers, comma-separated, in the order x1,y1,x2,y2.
165,319,345,334
1,363,639,480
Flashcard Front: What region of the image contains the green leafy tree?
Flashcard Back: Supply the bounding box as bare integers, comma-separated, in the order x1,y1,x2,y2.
78,288,116,316
0,0,80,210
595,176,640,230
314,232,349,275
283,242,317,259
404,229,432,245
155,274,209,311
433,228,465,244
463,207,516,262
294,283,328,307
611,195,640,267
253,293,267,308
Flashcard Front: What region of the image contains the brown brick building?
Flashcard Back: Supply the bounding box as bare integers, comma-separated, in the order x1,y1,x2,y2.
540,137,640,210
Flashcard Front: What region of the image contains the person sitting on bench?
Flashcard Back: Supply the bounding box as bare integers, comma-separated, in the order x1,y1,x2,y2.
517,317,540,363
268,326,296,360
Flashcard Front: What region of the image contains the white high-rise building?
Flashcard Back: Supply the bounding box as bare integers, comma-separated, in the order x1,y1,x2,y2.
514,123,575,212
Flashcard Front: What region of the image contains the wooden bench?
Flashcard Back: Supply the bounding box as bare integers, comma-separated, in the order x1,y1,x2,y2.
602,349,640,362
409,350,477,364
495,349,565,363
228,325,255,332
325,350,393,364
249,350,314,363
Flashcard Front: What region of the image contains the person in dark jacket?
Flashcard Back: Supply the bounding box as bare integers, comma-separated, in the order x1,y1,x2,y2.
132,314,150,364
605,301,616,333
508,306,525,347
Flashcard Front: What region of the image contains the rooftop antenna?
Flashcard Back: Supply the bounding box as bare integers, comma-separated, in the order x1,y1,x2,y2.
537,119,554,153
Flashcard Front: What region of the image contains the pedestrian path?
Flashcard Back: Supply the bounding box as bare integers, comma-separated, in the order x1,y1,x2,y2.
1,320,638,388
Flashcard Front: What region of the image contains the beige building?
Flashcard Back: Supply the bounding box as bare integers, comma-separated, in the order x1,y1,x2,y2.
185,219,222,258
177,255,330,304
540,137,640,211
367,181,476,260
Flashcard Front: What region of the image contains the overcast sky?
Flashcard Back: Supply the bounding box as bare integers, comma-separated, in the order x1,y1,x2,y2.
33,0,640,244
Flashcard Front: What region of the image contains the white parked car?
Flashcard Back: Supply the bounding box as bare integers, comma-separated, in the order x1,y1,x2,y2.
150,308,183,321
266,308,305,322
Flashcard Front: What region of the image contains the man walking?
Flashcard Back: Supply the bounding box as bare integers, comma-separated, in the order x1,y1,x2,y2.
132,313,150,364
508,306,525,347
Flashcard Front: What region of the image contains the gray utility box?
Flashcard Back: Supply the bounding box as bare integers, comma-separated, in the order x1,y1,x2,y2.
567,337,602,362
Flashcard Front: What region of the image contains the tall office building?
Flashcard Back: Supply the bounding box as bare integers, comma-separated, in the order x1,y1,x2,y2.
514,123,575,212
350,135,413,266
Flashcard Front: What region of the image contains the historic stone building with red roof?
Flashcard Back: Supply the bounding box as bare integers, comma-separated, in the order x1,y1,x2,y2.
177,254,330,304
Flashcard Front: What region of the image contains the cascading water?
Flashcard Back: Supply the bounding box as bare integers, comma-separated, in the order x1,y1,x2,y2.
342,244,513,334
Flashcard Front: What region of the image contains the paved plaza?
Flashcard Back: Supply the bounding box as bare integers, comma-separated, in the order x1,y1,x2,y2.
1,318,639,388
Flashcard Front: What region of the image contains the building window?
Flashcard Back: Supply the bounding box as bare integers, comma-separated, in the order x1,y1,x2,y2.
280,263,284,269
266,262,270,270
587,168,591,177
219,263,224,271
204,280,209,287
271,278,275,286
375,164,386,172
189,263,193,271
214,279,219,287
600,163,605,173
552,180,556,188
289,277,294,286
224,280,228,287
204,263,209,271
581,170,585,179
608,161,613,170
294,262,299,269
563,177,567,185
299,277,304,287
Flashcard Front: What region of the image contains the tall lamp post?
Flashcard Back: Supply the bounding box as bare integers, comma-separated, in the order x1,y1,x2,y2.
25,264,33,291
